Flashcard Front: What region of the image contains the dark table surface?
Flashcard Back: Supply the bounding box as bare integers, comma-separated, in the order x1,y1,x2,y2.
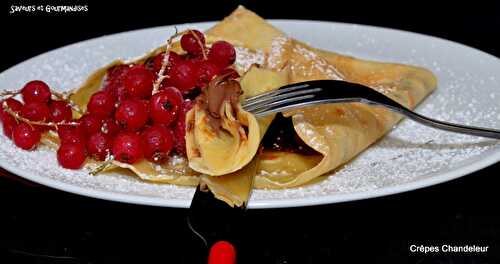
1,1,499,263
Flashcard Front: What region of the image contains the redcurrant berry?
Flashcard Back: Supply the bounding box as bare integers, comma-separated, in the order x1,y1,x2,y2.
1,98,23,113
141,124,174,163
21,80,52,104
166,60,198,92
107,64,130,81
180,30,206,55
49,100,73,123
13,122,41,150
103,64,131,102
123,65,155,99
1,116,17,139
150,87,183,125
57,143,86,169
57,125,87,146
100,118,120,136
0,98,23,139
115,99,149,131
79,114,103,135
87,132,111,161
87,91,116,117
112,132,143,164
208,41,236,69
196,60,220,88
21,102,51,122
153,51,183,74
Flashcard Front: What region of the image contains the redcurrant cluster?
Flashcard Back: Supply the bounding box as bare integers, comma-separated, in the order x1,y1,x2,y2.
0,80,81,168
0,29,239,172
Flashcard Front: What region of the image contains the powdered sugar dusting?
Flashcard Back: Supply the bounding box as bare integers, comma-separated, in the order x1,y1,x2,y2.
291,45,344,80
267,36,288,69
0,22,499,208
234,46,265,72
0,137,195,200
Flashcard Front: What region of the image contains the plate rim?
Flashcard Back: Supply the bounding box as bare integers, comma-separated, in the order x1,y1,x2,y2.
1,19,499,209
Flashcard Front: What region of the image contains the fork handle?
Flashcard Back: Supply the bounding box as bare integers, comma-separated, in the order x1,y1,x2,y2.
396,107,500,139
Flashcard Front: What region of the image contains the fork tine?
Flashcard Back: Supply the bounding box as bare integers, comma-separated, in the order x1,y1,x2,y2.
243,88,322,112
242,83,311,106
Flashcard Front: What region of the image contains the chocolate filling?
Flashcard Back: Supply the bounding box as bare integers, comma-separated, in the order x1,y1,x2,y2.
262,113,318,155
196,73,243,131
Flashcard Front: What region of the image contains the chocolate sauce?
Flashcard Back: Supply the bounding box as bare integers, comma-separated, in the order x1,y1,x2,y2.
196,73,242,131
261,113,318,155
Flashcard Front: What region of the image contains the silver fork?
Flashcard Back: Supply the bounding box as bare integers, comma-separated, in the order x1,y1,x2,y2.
241,80,500,139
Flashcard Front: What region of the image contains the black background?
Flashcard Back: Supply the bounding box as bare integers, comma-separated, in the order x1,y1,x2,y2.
1,0,499,263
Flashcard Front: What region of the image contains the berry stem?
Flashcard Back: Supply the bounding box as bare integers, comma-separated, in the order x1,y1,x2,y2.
0,89,21,98
152,28,193,95
189,29,208,60
50,90,84,115
2,101,79,128
89,153,115,176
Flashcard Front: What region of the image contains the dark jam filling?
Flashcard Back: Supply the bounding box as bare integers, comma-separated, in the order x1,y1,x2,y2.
261,113,318,155
183,87,202,101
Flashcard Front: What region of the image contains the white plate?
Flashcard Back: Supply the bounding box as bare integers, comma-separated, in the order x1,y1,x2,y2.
1,20,499,208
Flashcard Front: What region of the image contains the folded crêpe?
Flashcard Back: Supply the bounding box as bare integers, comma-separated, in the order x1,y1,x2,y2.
184,74,261,176
201,5,436,200
47,6,436,207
